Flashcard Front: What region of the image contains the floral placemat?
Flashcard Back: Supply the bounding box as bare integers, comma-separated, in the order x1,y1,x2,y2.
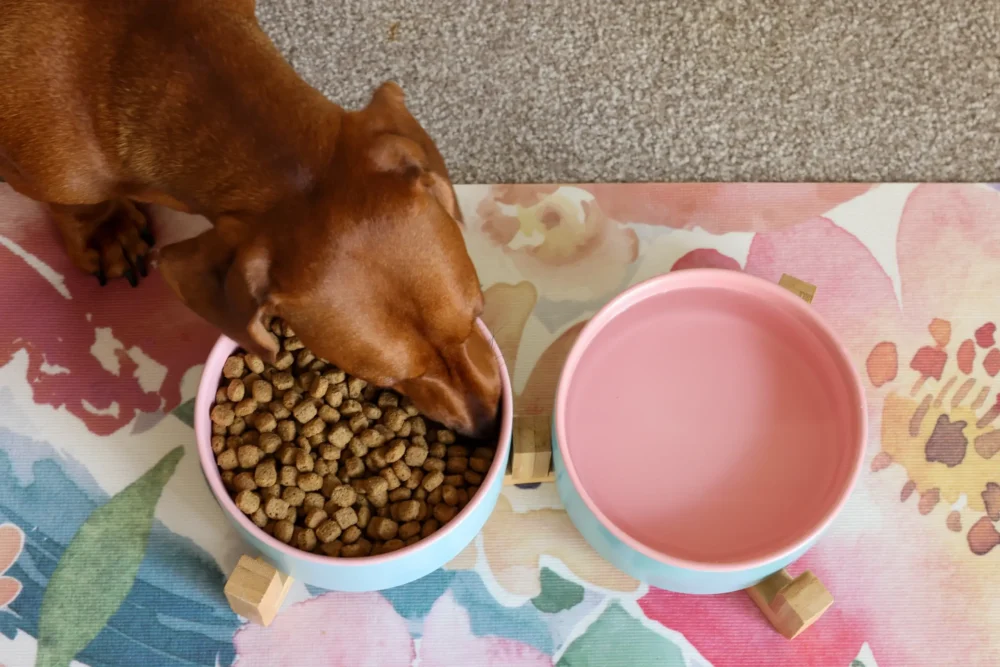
2,183,999,666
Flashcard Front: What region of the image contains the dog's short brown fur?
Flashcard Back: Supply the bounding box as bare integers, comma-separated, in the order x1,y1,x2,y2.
0,0,500,436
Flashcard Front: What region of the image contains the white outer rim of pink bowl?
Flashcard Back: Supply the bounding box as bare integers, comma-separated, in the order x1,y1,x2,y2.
195,318,514,569
554,269,868,573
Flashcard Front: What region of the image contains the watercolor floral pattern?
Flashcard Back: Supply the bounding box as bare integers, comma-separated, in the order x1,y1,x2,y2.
2,181,1000,666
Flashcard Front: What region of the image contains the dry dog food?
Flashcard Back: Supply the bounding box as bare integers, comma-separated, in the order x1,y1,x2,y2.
209,318,496,558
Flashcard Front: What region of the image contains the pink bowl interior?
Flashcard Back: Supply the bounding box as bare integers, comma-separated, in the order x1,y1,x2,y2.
195,319,513,567
556,270,866,569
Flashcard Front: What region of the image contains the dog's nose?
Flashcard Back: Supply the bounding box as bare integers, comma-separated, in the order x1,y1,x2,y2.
466,392,500,439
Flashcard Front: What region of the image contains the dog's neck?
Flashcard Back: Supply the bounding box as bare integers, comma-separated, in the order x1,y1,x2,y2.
115,13,343,223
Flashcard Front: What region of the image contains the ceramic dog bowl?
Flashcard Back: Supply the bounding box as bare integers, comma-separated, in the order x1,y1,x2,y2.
196,319,513,591
553,270,866,594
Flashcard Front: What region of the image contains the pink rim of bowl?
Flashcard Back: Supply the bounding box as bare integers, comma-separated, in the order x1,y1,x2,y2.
195,318,514,569
554,269,867,573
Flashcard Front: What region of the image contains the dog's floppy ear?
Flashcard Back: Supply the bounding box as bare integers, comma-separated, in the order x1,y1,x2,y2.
157,226,281,360
368,133,461,223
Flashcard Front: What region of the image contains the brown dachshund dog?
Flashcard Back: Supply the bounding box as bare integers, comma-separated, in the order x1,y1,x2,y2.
0,0,500,436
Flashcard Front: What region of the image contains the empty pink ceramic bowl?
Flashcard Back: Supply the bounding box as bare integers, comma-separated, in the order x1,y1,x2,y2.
552,269,866,593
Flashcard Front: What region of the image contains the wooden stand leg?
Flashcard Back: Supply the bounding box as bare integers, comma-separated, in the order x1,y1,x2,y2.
745,569,833,639
505,415,555,485
224,555,294,626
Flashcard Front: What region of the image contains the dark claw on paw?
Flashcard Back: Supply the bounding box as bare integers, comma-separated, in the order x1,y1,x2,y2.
124,268,138,287
140,228,156,247
94,270,107,287
136,254,148,277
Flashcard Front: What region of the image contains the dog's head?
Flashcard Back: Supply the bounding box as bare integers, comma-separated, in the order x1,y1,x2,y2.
159,83,500,436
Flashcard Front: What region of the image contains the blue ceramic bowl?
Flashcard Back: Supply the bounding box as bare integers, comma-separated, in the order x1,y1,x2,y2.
196,320,513,591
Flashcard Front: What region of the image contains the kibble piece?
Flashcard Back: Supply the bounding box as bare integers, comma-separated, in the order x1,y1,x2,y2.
413,487,427,501
357,504,372,530
222,355,245,379
358,429,384,449
436,429,456,445
298,472,323,492
308,375,329,399
396,499,421,522
233,472,257,492
242,372,261,390
405,536,421,546
234,490,260,514
362,403,382,420
380,468,401,490
261,484,281,500
273,350,294,370
407,416,427,436
467,485,479,497
233,398,257,418
282,391,302,411
237,445,262,469
427,487,443,505
325,386,345,408
341,539,371,558
286,506,300,525
348,438,369,458
318,405,340,423
410,435,428,449
404,445,428,467
444,474,464,488
294,449,315,473
314,459,331,476
344,456,365,478
384,439,407,463
279,465,299,487
316,519,342,543
296,436,312,451
211,435,226,455
271,371,294,391
446,457,468,474
293,400,318,424
210,403,235,427
276,419,297,442
254,412,277,432
464,470,483,485
251,507,269,528
243,353,265,374
215,387,229,404
293,527,318,551
377,391,399,409
269,402,291,420
366,447,388,470
423,458,446,473
347,377,367,399
367,516,399,541
396,421,412,438
441,485,459,506
276,445,298,465
228,417,247,436
340,399,363,416
341,525,362,544
389,487,412,502
469,457,491,474
456,488,469,506
264,497,290,520
217,449,239,471
367,476,390,496
212,422,228,435
220,470,235,489
434,504,458,523
374,424,396,441
258,432,282,454
398,521,421,540
391,460,412,482
282,486,306,507
303,491,326,510
327,423,353,448
429,443,447,459
273,519,295,543
226,379,246,402
296,349,316,368
318,443,342,461
348,414,369,433
421,518,440,538
334,506,358,529
329,485,357,508
406,469,425,490
382,539,405,553
226,435,243,450
283,336,305,351
322,540,344,557
300,417,325,438
382,408,408,432
400,396,419,416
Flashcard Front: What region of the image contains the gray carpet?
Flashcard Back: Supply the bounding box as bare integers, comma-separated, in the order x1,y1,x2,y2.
256,0,999,184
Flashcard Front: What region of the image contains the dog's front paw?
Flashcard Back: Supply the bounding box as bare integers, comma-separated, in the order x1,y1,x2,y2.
53,199,155,287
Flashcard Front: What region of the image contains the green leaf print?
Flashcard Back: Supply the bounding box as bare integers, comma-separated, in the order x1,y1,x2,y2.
35,446,184,667
558,602,686,667
532,567,585,613
171,398,196,427
851,661,867,667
